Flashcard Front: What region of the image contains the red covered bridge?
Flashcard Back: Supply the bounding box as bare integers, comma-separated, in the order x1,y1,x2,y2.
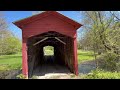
13,11,82,78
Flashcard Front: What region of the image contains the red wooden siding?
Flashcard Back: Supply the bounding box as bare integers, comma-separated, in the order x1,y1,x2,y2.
13,11,82,78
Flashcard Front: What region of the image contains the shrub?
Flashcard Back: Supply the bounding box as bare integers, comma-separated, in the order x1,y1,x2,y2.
116,60,120,71
99,52,119,71
16,74,26,79
81,69,120,79
0,36,21,55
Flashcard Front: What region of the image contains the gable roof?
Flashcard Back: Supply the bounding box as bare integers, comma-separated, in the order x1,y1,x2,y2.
13,11,82,30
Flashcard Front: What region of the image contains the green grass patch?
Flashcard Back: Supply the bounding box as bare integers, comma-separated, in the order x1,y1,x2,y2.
43,49,95,64
0,53,22,71
44,50,54,56
44,46,54,56
81,69,120,79
78,50,95,64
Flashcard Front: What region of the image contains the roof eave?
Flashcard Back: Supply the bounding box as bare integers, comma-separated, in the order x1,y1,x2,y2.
13,11,83,30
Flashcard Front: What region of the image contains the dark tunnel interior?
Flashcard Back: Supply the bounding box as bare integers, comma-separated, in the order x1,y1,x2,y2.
27,31,74,77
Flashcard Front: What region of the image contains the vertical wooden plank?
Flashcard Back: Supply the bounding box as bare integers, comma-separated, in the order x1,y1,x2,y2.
22,38,28,79
73,36,78,75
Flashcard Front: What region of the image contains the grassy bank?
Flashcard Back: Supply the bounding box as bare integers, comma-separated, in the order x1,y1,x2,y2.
0,53,22,71
1,50,119,79
78,50,94,64
80,69,120,79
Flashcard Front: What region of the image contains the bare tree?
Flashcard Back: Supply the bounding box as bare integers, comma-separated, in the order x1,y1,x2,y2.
110,11,120,21
0,12,21,55
0,12,8,31
80,11,120,68
0,12,9,55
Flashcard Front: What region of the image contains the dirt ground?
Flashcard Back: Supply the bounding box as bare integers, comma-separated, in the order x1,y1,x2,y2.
31,60,96,79
31,63,74,79
0,69,21,79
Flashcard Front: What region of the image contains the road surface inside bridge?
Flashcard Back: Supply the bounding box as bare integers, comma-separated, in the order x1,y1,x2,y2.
32,62,72,79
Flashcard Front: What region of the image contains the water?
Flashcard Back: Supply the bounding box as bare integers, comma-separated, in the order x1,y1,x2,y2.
78,64,96,74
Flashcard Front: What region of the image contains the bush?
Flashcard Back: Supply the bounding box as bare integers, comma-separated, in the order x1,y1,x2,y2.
16,74,26,79
99,52,119,71
0,36,21,55
81,69,120,79
116,60,120,71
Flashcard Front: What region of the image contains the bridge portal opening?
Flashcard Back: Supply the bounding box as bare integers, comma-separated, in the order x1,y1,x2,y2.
43,46,55,64
27,31,74,77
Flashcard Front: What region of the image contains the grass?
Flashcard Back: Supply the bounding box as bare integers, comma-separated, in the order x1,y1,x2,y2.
78,50,95,64
0,49,95,71
43,49,95,64
0,52,22,71
44,46,54,56
44,50,54,56
80,69,120,79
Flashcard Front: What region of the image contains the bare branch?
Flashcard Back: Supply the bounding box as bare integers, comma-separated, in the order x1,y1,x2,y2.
110,11,120,21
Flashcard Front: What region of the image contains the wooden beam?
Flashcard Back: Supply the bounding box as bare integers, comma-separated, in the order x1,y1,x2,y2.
33,37,48,46
55,37,66,45
22,38,28,79
33,37,66,46
34,36,66,39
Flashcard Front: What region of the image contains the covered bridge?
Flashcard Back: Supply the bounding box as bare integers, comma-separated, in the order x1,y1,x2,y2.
13,11,82,78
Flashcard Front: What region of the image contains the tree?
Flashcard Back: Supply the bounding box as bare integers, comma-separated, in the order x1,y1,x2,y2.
110,11,120,21
2,36,21,54
0,11,22,55
80,11,120,68
0,12,8,31
0,11,10,55
81,11,120,52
